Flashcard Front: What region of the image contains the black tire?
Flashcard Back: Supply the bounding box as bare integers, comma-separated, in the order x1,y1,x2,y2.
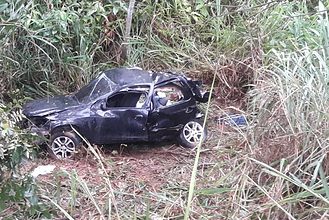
178,119,207,148
48,130,82,160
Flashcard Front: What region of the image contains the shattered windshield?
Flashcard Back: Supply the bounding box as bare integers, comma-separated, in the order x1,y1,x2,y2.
74,75,116,103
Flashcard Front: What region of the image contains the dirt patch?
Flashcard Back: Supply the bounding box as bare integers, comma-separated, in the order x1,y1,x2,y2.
108,145,193,192
18,144,200,219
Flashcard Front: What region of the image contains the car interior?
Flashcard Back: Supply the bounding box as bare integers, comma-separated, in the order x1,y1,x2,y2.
153,83,185,108
106,92,147,108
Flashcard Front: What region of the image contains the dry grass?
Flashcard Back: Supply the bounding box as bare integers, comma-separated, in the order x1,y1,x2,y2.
18,143,225,219
2,1,329,219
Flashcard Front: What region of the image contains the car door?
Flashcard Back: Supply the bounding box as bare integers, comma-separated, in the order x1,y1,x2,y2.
90,90,149,144
148,81,197,141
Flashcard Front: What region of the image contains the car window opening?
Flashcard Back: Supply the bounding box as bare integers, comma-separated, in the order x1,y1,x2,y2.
106,92,147,108
154,83,185,108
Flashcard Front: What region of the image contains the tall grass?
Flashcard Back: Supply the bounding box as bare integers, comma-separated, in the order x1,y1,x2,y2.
1,0,253,99
251,0,329,165
1,0,329,219
240,1,329,218
0,0,127,98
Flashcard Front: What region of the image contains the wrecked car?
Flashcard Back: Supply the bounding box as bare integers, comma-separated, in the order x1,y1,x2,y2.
23,67,209,159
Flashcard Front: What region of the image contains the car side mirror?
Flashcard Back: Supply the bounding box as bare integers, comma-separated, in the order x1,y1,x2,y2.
202,92,210,102
195,91,210,103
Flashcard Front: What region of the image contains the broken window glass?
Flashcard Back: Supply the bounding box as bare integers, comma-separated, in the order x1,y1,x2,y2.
90,78,110,100
75,75,115,103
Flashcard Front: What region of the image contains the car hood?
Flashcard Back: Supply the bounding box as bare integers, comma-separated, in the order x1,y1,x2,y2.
23,95,80,117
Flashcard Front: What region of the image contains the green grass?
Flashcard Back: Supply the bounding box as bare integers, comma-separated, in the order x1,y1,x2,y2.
1,0,329,219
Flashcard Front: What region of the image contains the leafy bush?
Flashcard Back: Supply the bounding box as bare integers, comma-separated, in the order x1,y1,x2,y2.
0,103,49,218
0,103,33,172
0,175,52,219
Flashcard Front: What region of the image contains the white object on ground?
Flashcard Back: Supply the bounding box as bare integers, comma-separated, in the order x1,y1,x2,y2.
31,165,56,178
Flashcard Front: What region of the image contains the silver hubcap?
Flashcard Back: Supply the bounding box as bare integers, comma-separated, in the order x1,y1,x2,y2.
183,121,204,145
51,136,76,159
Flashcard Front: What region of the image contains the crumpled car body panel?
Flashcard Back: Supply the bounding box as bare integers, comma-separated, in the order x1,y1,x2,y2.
22,67,209,145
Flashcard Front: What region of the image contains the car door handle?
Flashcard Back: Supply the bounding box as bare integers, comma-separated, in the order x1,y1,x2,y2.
134,114,144,119
185,107,194,113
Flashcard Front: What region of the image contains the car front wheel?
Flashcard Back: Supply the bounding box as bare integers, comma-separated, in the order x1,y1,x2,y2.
49,131,82,159
178,119,207,148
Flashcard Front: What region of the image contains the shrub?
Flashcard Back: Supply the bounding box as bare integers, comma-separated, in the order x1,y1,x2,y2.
0,103,50,218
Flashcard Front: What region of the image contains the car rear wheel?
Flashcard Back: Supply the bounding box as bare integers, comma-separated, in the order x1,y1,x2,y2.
49,131,82,159
178,119,207,148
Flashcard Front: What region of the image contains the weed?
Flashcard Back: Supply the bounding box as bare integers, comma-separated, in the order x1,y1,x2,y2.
1,0,329,219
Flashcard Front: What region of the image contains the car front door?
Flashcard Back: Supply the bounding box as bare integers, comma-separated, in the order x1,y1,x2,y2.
148,81,197,141
90,90,149,144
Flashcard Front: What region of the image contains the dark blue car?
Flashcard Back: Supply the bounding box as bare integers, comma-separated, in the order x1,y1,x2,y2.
23,68,209,159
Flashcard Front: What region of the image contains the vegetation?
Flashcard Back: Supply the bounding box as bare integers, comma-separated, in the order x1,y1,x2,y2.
0,0,329,219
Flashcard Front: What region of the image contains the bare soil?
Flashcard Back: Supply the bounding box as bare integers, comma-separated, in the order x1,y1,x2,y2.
21,141,225,219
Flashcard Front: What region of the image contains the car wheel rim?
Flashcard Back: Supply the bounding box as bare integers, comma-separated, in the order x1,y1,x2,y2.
51,136,76,159
183,121,204,145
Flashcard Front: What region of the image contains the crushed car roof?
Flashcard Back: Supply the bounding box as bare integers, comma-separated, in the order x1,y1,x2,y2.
74,68,181,104
103,67,178,86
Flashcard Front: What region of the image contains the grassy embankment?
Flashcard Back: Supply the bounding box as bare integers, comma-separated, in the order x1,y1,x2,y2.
1,0,329,219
